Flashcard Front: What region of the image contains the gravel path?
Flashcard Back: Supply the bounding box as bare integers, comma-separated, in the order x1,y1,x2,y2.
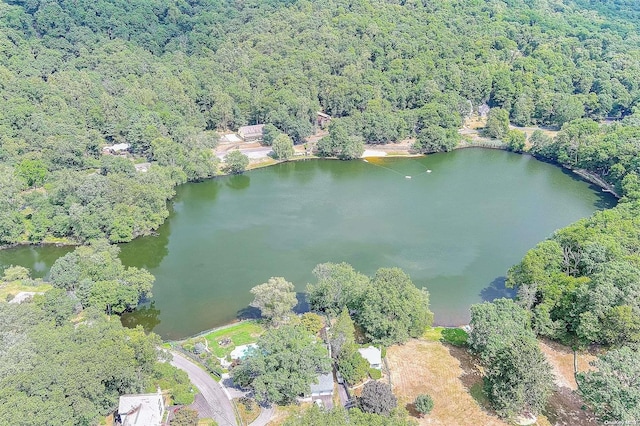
170,351,238,426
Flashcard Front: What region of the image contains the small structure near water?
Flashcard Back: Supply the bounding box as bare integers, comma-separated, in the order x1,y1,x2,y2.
238,124,265,142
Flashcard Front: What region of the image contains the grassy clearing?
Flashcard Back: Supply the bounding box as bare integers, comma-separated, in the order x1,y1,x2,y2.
201,321,265,358
0,281,52,301
422,327,468,346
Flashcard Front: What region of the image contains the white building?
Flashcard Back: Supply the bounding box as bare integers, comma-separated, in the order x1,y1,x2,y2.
358,346,382,370
117,389,165,426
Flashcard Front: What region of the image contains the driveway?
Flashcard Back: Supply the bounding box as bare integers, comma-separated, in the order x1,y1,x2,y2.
170,351,238,426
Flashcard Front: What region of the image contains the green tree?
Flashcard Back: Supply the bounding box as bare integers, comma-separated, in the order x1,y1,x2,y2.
577,345,640,423
337,348,369,384
412,125,459,154
271,133,295,160
359,381,397,415
505,129,526,153
469,299,554,418
299,312,324,336
484,108,510,139
316,121,364,160
262,124,279,146
483,338,554,419
15,158,47,188
307,262,369,317
0,304,162,426
2,265,30,282
468,299,532,363
358,268,433,345
414,394,434,417
231,324,330,405
48,241,153,314
329,309,356,358
250,277,297,326
223,150,249,174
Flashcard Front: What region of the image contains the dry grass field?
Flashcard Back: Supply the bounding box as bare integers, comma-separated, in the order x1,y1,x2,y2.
386,339,510,426
386,337,599,426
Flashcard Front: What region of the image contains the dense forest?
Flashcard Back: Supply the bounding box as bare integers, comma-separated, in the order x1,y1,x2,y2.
1,0,640,244
0,243,192,425
2,0,640,423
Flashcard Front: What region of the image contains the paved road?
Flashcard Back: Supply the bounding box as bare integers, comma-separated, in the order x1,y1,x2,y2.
249,405,274,426
170,351,238,426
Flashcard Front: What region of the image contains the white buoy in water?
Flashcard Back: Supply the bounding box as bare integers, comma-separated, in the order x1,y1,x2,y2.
405,176,412,179
426,169,432,173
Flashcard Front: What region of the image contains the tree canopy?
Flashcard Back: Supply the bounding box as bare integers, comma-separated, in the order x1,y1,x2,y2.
469,299,554,419
250,277,297,326
0,301,174,426
231,323,330,405
507,201,640,347
49,240,154,315
0,0,639,245
577,345,640,422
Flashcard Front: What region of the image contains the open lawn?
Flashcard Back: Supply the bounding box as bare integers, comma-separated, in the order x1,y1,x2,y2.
201,321,265,358
422,326,468,346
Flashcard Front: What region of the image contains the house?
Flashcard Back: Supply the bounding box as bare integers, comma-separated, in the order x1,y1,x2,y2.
238,124,265,142
116,389,165,426
230,343,258,360
102,143,130,154
310,372,334,397
317,112,332,129
358,346,382,370
309,372,334,409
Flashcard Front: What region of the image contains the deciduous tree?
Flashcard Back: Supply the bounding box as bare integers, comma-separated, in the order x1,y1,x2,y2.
250,277,297,326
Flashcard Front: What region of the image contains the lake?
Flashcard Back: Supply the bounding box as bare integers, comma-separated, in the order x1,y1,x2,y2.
0,149,615,339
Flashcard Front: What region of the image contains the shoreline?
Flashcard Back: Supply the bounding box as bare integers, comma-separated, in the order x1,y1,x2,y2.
0,143,619,252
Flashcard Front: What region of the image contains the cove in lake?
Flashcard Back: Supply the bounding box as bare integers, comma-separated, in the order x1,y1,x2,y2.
0,149,615,339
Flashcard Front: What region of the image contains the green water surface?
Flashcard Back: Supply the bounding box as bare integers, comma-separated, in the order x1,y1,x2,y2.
0,149,615,339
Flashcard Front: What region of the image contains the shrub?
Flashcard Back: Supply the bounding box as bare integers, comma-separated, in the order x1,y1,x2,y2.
368,368,382,380
359,381,397,415
414,394,434,416
193,342,206,354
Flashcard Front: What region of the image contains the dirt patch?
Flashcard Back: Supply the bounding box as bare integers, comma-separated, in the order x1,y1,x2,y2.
538,339,599,425
538,339,597,391
386,339,508,426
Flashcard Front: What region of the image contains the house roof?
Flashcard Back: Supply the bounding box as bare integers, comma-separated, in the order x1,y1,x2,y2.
317,112,331,119
103,143,130,152
310,372,334,394
118,392,164,426
238,124,265,137
358,346,382,366
230,344,258,360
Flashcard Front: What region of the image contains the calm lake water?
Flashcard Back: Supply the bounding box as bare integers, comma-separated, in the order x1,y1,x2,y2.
0,149,615,339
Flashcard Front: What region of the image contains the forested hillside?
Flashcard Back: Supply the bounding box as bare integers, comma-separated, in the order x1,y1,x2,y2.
1,0,640,244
